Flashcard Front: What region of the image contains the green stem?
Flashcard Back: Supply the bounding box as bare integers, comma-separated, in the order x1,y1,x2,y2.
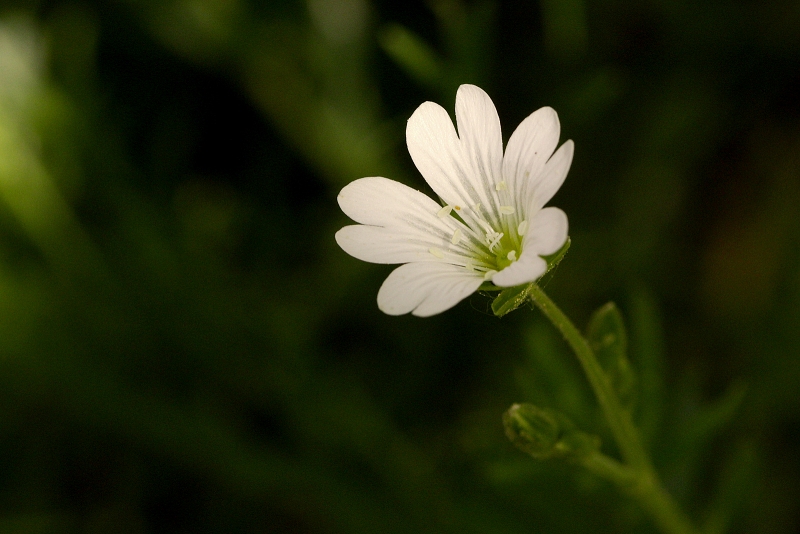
579,450,638,486
528,285,648,470
528,285,699,534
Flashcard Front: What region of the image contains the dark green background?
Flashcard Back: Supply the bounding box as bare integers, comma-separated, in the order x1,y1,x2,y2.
0,0,798,532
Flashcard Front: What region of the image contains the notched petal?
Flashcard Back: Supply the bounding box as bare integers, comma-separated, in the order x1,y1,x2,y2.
455,84,503,185
503,106,561,210
528,140,574,212
406,102,468,207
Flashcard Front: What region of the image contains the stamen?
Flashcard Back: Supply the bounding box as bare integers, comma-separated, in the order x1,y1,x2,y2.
500,206,515,215
484,269,497,280
465,261,475,272
495,181,507,191
429,247,444,259
518,220,529,236
476,218,495,234
487,232,504,252
473,203,481,212
507,250,517,261
451,229,463,245
437,205,453,218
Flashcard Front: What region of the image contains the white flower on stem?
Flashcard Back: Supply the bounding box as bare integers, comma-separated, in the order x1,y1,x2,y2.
335,84,573,317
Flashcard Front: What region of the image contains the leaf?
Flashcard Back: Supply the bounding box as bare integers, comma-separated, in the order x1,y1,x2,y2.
701,439,758,534
627,287,666,442
664,379,749,506
586,302,637,409
378,24,443,92
681,380,748,451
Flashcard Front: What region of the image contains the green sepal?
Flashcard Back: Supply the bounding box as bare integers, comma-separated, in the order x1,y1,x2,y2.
490,238,571,317
503,403,601,461
536,237,571,288
478,282,503,292
491,283,535,317
543,236,571,270
586,302,637,410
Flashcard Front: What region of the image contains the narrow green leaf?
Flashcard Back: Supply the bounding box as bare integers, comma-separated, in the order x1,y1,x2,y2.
701,439,758,534
586,302,637,409
628,287,666,442
665,380,749,510
682,380,748,451
378,24,443,91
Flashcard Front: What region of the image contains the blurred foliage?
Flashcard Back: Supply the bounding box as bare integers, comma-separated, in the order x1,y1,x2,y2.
0,0,798,533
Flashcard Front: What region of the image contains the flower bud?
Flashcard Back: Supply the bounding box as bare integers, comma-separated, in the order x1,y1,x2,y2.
503,403,560,459
503,403,601,461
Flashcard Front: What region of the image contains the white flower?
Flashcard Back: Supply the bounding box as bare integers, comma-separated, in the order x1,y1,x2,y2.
336,84,573,317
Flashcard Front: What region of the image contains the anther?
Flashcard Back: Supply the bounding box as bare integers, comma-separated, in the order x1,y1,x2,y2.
507,250,517,261
518,220,529,236
437,205,453,218
429,248,444,259
500,206,515,215
451,229,463,245
495,181,507,191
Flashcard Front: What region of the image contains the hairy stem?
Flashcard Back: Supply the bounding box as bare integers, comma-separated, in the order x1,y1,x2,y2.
529,285,698,534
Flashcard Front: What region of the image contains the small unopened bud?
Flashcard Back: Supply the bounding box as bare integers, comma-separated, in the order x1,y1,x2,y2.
503,404,561,459
503,403,601,461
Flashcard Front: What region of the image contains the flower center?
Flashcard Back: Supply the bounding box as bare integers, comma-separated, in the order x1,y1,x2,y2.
438,202,525,278
491,233,518,271
472,216,520,273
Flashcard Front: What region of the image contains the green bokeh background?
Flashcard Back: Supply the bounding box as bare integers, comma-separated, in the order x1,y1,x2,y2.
0,1,798,532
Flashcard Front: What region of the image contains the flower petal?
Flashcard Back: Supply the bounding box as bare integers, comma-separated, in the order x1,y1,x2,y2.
502,106,561,216
337,176,447,229
406,101,469,206
406,85,504,224
377,262,483,317
336,224,455,264
490,253,547,288
491,207,568,287
528,140,574,212
454,85,504,218
523,206,569,256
